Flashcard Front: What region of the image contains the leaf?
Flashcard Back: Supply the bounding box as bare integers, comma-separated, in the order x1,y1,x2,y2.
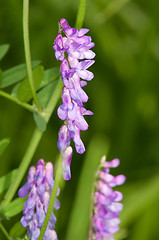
39,67,60,89
65,135,110,240
17,65,44,102
0,138,10,157
0,197,25,218
0,211,9,221
11,67,59,99
10,221,26,238
0,44,10,61
11,82,21,97
1,60,40,88
0,69,3,87
0,169,17,194
36,80,59,108
33,112,47,132
11,238,23,240
32,80,59,131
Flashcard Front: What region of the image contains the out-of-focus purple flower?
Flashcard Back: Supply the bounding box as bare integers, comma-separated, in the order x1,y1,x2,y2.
18,159,59,240
53,18,95,180
90,156,126,240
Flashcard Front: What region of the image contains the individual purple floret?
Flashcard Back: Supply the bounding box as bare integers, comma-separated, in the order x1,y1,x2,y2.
53,18,95,180
90,156,126,240
18,159,60,240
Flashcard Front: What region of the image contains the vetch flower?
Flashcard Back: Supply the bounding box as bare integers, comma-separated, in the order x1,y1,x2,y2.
90,156,126,240
18,159,59,240
53,18,95,180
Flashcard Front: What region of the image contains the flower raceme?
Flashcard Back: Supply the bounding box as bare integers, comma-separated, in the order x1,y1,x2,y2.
53,18,95,181
90,157,126,240
18,159,60,240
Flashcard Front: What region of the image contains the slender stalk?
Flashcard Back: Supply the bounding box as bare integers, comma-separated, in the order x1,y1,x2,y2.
2,79,63,208
0,223,11,240
23,0,42,112
88,162,101,239
75,0,87,29
88,184,95,240
44,78,63,122
38,154,63,240
0,90,36,112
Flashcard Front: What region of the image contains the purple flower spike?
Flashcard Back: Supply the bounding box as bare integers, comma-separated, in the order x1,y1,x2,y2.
18,160,59,240
90,156,126,240
53,18,95,180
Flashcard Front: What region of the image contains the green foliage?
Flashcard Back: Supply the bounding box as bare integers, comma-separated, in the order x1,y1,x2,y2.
0,212,8,221
0,138,10,157
0,198,25,219
120,175,159,227
10,221,26,238
0,44,9,61
129,199,159,240
1,61,40,88
33,112,47,131
39,67,60,89
11,238,23,240
17,65,44,102
0,69,3,87
0,169,17,195
37,80,59,108
33,78,59,131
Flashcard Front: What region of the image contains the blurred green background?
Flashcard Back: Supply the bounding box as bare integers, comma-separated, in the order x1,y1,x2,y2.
0,0,159,239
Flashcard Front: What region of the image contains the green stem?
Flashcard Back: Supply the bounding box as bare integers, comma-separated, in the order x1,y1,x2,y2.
0,223,11,240
88,158,102,240
38,154,63,240
2,79,63,208
2,128,42,208
23,0,42,112
0,90,36,113
88,184,95,240
75,0,87,29
44,78,63,122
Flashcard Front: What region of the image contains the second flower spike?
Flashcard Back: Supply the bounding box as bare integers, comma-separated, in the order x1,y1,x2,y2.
89,156,126,240
18,159,60,240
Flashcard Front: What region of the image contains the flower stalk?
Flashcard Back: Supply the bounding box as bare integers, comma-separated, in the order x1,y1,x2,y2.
0,223,11,240
0,90,36,113
38,155,63,240
75,0,87,29
23,0,42,113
